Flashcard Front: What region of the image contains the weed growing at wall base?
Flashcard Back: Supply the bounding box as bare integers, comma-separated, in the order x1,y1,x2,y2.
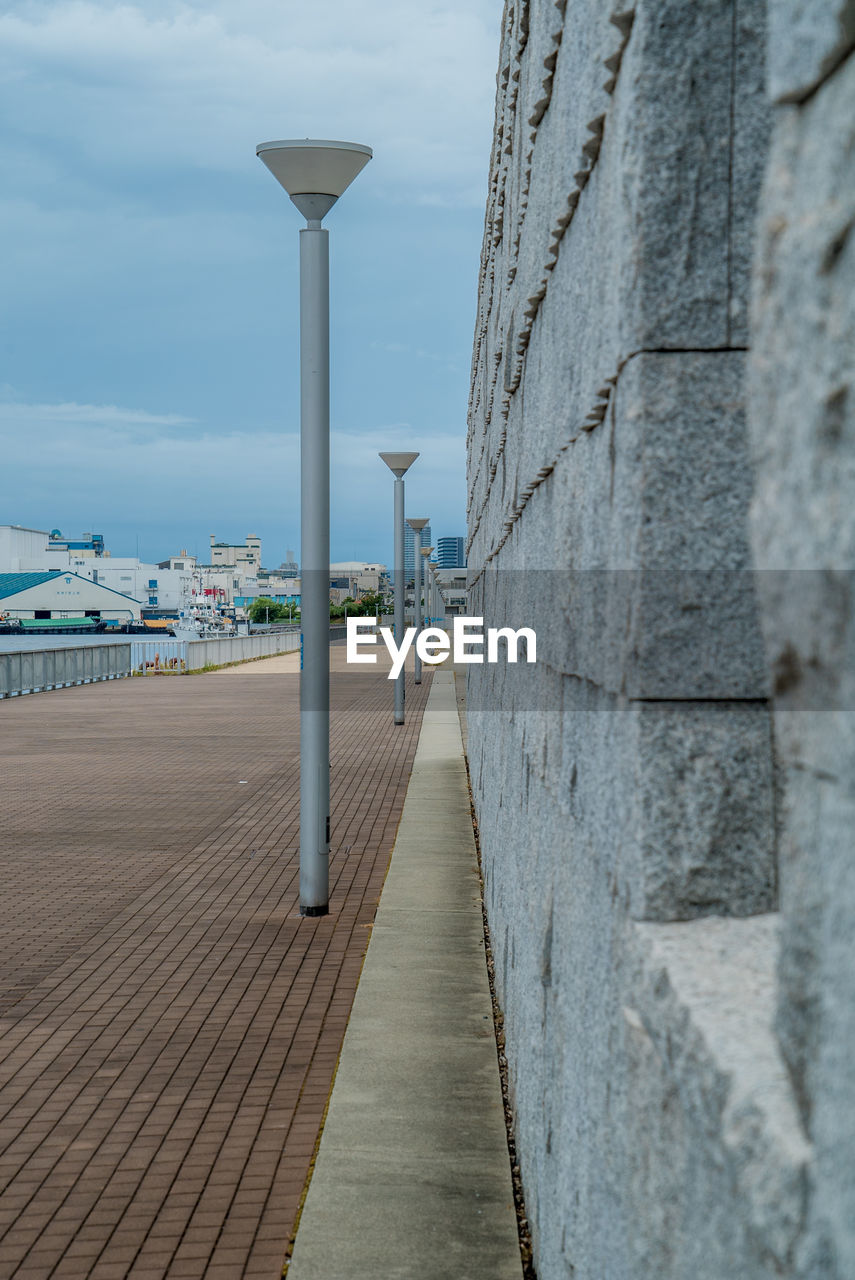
346,616,537,679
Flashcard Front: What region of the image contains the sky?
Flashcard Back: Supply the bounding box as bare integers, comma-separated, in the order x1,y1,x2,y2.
0,0,500,567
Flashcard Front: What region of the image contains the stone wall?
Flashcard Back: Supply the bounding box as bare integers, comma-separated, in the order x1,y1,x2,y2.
467,1,854,1275
749,2,855,1272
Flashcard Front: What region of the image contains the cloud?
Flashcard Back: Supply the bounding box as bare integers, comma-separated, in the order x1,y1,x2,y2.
0,0,498,207
0,399,195,429
0,397,466,562
0,2,490,557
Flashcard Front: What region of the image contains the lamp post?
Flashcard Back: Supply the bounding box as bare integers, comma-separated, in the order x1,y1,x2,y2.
419,544,433,659
407,519,429,684
379,452,419,723
257,137,372,917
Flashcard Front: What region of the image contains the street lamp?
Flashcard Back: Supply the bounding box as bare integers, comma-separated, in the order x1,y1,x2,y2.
407,520,428,684
257,137,372,917
379,452,419,723
417,542,434,681
430,561,441,623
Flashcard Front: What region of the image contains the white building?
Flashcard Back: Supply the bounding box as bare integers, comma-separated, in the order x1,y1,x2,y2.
209,534,261,570
193,566,258,611
255,571,300,597
433,568,468,614
0,527,261,614
68,559,194,615
158,549,198,572
329,562,388,595
0,525,55,570
0,571,141,621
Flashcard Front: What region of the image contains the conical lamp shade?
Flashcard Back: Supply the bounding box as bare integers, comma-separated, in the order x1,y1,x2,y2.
256,140,372,208
379,451,419,477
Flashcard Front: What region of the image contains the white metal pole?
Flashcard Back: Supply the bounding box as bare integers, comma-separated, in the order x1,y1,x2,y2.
414,548,423,684
394,476,405,724
257,138,373,920
299,221,330,915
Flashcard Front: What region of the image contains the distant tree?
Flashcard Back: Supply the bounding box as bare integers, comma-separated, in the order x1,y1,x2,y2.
249,596,289,623
330,592,389,620
359,590,385,614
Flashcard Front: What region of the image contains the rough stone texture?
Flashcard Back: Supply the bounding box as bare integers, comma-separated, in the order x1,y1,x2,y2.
767,0,855,101
462,1,849,1277
632,701,776,920
467,702,807,1278
733,0,774,343
468,0,769,559
749,43,855,1277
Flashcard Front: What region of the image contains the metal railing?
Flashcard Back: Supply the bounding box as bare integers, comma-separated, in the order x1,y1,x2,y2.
131,631,301,675
0,644,133,698
0,629,330,695
131,641,188,675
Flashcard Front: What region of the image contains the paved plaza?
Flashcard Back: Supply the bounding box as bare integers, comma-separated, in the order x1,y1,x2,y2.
0,653,431,1278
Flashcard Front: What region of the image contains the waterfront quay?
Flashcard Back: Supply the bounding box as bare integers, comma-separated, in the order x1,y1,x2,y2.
0,650,430,1278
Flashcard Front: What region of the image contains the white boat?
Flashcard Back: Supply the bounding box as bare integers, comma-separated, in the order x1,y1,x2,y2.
172,602,236,640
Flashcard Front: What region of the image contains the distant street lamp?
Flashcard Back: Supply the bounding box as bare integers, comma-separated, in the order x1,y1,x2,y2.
407,519,429,684
257,137,372,917
430,562,441,623
418,543,434,682
379,452,419,723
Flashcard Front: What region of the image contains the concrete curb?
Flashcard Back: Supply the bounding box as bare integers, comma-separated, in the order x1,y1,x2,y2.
286,669,522,1279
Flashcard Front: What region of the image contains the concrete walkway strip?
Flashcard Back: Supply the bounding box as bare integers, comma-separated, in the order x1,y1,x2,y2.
287,670,522,1280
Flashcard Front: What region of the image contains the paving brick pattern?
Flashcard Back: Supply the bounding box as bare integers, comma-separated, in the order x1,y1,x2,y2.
0,659,431,1278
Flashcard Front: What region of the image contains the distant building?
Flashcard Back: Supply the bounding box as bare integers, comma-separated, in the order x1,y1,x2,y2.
193,566,259,610
158,549,197,572
436,537,466,569
279,549,299,576
209,534,261,570
329,562,386,595
404,523,431,583
250,569,301,612
70,559,194,616
0,524,107,569
433,569,468,615
46,530,106,557
0,525,53,570
0,571,141,621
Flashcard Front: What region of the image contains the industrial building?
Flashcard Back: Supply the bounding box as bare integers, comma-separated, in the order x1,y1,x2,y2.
0,525,61,570
208,534,262,570
0,571,141,621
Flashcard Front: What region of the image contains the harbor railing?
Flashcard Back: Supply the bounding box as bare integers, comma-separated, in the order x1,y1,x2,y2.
131,630,302,675
0,643,133,698
0,628,348,696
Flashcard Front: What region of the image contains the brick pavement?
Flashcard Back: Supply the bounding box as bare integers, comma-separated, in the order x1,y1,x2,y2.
0,654,431,1278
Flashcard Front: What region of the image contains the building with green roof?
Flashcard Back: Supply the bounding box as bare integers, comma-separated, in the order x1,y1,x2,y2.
0,572,141,621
